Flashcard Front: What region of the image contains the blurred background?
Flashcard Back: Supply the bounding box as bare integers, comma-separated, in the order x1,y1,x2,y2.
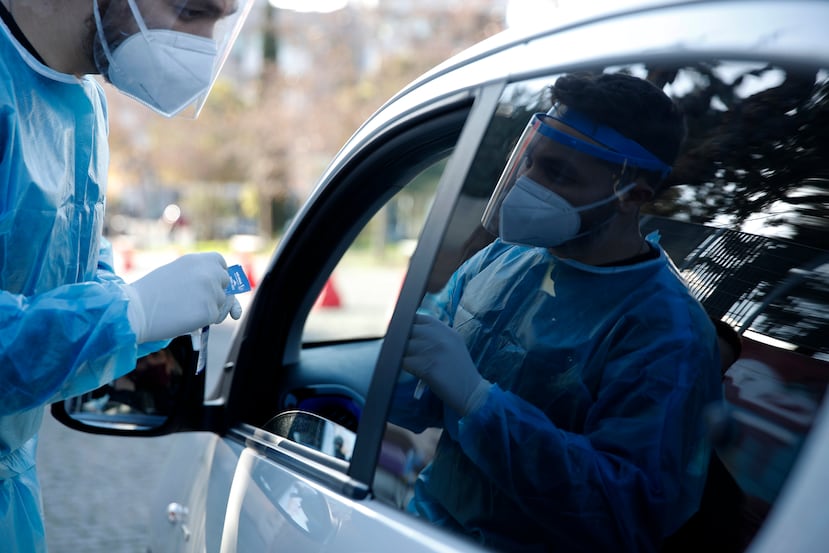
103,0,513,264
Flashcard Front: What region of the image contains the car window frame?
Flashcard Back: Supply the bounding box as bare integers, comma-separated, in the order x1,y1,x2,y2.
348,83,505,485
218,84,505,495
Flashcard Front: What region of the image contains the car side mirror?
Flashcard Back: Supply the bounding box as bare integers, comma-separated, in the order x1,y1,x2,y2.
50,335,205,436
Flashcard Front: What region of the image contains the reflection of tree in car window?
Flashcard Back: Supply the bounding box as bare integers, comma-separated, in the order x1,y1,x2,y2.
648,63,828,250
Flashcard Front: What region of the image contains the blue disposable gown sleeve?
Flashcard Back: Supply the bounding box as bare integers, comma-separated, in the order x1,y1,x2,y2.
411,243,719,550
94,238,169,357
0,238,167,416
455,331,718,552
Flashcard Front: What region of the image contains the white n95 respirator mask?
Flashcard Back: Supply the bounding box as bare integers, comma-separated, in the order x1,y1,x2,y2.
499,175,636,248
92,0,256,118
106,30,217,118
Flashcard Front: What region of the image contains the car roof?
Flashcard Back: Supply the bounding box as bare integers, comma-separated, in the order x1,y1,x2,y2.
401,0,692,90
313,0,829,197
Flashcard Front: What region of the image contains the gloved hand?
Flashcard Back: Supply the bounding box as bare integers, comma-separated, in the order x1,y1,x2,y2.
123,252,242,344
403,313,491,416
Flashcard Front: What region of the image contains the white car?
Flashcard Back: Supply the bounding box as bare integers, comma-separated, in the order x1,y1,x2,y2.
55,1,829,552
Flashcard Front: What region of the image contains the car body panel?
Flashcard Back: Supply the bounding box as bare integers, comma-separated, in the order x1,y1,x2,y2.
212,431,489,553
748,390,829,553
150,432,217,553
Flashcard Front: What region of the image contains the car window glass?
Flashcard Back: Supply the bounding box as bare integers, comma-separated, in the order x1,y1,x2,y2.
262,154,451,469
301,159,445,343
235,105,470,497
384,61,829,551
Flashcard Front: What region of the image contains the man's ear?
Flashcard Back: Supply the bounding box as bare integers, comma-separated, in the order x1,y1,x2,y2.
619,179,654,212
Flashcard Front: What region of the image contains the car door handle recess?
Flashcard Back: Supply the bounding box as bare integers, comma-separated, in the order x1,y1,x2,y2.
167,502,189,524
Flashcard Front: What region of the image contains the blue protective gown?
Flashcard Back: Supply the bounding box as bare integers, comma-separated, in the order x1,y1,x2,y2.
390,235,722,553
0,20,162,553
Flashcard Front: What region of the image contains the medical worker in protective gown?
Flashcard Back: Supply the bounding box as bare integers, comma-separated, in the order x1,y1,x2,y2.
0,1,255,551
390,73,722,552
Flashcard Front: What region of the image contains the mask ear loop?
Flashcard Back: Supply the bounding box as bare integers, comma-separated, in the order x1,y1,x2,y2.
551,159,638,245
92,0,116,68
610,159,640,201
125,0,152,35
567,159,638,214
93,0,147,78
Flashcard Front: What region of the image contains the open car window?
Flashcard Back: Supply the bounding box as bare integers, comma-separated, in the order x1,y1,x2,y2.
230,104,474,492
302,159,445,343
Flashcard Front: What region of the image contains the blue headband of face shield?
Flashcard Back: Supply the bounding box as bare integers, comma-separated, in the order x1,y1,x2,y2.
481,105,672,242
539,106,672,178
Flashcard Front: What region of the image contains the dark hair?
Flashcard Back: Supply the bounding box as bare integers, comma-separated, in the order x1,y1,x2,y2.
550,73,687,171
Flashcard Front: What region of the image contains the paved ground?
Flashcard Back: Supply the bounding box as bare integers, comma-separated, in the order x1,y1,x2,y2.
37,415,175,553
35,249,258,553
36,306,243,553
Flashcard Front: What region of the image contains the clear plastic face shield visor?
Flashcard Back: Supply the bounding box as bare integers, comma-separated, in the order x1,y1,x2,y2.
93,0,256,118
481,105,672,248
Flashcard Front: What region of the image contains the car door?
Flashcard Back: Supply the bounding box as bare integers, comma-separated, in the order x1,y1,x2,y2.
210,59,829,553
375,60,829,553
189,80,505,553
215,21,827,550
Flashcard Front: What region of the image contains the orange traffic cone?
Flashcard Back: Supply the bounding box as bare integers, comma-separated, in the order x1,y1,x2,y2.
316,277,342,308
241,252,257,289
122,247,134,273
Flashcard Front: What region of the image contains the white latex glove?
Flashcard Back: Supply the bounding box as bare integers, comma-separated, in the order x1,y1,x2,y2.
123,252,242,344
403,313,491,416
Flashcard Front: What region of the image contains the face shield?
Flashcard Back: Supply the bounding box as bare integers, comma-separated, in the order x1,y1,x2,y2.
93,0,255,118
481,105,672,248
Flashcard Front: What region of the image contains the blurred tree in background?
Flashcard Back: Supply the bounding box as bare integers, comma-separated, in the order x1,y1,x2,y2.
104,0,506,242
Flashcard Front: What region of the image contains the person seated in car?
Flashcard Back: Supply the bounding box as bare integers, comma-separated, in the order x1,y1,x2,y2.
390,72,722,553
